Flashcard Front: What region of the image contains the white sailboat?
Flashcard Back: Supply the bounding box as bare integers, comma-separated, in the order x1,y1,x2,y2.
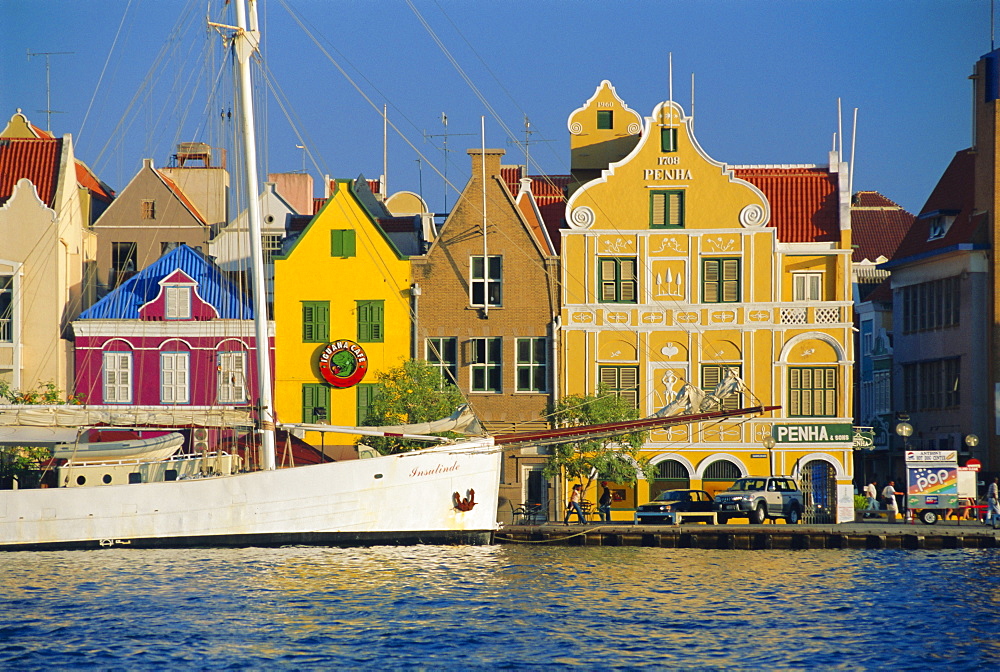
0,1,504,550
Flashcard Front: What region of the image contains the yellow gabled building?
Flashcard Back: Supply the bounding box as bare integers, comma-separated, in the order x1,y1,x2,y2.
562,81,855,522
273,178,417,451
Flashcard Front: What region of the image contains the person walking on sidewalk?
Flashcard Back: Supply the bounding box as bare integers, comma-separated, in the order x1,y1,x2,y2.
598,481,613,523
564,483,586,524
863,480,879,515
986,477,1000,529
882,480,902,521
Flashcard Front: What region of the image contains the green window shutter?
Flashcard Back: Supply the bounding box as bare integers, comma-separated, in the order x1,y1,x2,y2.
597,110,613,130
357,300,384,343
331,230,356,257
356,383,379,425
302,301,329,342
302,384,330,423
661,128,678,152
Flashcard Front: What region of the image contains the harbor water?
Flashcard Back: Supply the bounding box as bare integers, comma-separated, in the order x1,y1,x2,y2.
2,544,999,669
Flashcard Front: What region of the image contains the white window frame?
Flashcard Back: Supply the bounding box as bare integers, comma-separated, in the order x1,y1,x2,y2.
102,351,133,404
217,351,248,403
165,286,192,319
0,272,13,343
792,272,823,302
425,337,458,387
469,255,502,307
160,351,190,404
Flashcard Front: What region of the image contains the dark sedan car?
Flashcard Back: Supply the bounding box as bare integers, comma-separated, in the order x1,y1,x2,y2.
635,489,714,524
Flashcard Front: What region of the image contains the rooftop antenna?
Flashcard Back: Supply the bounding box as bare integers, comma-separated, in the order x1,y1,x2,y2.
382,105,388,198
837,98,843,158
509,115,554,178
423,113,474,212
690,72,695,131
668,52,674,123
849,107,858,198
296,144,306,173
26,50,73,132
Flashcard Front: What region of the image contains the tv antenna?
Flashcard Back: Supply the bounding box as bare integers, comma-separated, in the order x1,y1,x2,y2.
508,115,554,178
423,113,475,212
26,50,74,132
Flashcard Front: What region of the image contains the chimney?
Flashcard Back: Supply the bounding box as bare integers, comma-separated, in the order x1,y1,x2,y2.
468,148,505,180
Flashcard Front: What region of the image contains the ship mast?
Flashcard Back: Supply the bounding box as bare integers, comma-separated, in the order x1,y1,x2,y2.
233,0,276,471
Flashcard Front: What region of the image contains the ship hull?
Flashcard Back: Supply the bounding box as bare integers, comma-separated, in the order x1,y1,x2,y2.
0,441,500,550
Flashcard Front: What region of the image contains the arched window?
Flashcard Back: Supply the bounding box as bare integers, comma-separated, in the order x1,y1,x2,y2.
650,459,690,500
702,459,742,498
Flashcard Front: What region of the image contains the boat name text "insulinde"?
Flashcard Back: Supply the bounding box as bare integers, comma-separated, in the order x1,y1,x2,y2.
410,462,461,478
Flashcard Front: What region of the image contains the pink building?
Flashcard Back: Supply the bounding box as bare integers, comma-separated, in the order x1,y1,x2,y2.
72,244,272,409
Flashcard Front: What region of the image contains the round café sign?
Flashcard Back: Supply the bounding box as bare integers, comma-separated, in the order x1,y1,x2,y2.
318,340,368,388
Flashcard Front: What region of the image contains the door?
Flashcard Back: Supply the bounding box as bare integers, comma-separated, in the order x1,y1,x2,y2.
525,467,548,522
801,460,837,524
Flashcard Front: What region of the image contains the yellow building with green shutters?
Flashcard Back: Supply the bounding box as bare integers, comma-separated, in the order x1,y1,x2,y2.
562,81,856,522
273,178,417,450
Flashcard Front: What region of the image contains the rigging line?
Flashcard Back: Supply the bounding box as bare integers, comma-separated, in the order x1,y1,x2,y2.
91,0,206,171
256,62,329,178
277,0,471,207
405,0,527,172
429,0,571,180
77,0,135,147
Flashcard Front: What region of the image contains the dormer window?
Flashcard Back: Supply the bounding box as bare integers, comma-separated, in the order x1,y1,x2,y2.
928,217,949,241
165,286,192,319
922,210,958,242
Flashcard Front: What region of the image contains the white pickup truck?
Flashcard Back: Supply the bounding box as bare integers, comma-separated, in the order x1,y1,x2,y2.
713,477,805,524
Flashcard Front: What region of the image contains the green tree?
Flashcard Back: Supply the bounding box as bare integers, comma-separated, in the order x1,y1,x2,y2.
542,385,651,493
359,360,467,455
0,381,83,489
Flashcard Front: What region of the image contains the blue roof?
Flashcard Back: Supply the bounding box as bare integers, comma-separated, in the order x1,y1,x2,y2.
79,245,253,319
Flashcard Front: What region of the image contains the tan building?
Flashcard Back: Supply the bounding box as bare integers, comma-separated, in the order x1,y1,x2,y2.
92,155,219,295
0,111,111,392
413,149,561,519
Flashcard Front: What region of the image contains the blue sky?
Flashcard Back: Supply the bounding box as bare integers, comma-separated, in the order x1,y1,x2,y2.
0,0,988,215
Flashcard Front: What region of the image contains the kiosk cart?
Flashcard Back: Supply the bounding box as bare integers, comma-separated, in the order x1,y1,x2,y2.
906,450,963,524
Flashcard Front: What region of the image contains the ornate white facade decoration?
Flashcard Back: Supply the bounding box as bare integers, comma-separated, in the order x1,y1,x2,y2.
569,206,595,229
739,203,767,228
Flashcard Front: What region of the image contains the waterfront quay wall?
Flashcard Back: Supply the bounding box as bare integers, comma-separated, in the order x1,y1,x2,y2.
495,523,1000,550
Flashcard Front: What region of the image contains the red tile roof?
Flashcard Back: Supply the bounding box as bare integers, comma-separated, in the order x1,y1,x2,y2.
889,150,979,264
156,169,207,225
734,166,840,243
75,161,114,202
0,137,61,207
499,166,569,253
850,191,914,263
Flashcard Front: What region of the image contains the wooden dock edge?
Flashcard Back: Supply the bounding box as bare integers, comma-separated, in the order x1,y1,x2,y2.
494,523,1000,550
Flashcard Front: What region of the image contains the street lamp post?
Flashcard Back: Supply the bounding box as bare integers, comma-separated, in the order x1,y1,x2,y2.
762,435,776,476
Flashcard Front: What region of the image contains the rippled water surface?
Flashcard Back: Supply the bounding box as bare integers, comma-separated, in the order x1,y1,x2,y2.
3,544,1000,669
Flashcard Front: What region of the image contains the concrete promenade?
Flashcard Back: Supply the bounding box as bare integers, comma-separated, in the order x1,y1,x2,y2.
495,518,1000,550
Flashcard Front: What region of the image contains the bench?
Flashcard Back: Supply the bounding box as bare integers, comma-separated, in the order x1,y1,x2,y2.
855,509,898,522
675,511,717,525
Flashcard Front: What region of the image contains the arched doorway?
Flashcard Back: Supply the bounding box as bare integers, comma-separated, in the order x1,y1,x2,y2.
650,459,690,499
801,459,837,524
702,459,742,498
